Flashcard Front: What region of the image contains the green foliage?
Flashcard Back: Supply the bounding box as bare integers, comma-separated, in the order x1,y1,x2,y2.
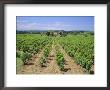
40,56,46,67
16,57,23,72
56,50,64,70
16,34,52,54
16,34,94,72
16,50,32,65
44,47,50,57
20,51,32,64
17,34,52,68
39,44,51,67
59,34,94,71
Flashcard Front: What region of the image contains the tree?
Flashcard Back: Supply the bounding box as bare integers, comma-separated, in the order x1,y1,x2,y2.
46,31,50,36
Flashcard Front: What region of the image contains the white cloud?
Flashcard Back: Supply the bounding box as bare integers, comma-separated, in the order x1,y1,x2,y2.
17,21,74,30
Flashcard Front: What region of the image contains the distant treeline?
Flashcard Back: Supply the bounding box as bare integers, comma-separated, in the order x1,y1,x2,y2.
16,30,41,34
16,30,94,36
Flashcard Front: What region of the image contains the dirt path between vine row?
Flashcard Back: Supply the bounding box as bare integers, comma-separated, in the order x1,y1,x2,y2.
39,44,62,74
17,43,88,74
17,48,46,74
57,44,88,74
17,43,61,74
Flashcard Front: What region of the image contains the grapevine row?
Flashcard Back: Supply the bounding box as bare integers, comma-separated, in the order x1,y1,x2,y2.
16,34,52,65
55,45,65,71
59,34,94,72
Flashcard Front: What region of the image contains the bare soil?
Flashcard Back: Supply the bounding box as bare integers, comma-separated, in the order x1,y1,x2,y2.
17,43,88,74
17,49,45,74
57,44,88,74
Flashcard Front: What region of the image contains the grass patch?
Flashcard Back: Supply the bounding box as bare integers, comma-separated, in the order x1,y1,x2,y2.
16,57,23,73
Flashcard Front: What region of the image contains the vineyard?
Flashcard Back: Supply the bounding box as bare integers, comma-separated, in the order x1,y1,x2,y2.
16,33,94,74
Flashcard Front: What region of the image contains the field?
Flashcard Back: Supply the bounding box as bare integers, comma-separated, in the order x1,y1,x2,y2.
16,33,94,74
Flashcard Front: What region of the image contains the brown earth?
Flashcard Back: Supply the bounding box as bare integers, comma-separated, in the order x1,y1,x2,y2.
17,43,89,74
57,44,88,74
17,48,45,74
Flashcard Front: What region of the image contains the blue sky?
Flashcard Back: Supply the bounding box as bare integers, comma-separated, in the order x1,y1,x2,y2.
16,16,94,31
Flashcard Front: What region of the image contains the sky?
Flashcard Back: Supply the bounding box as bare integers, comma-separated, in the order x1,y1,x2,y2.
16,16,94,31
